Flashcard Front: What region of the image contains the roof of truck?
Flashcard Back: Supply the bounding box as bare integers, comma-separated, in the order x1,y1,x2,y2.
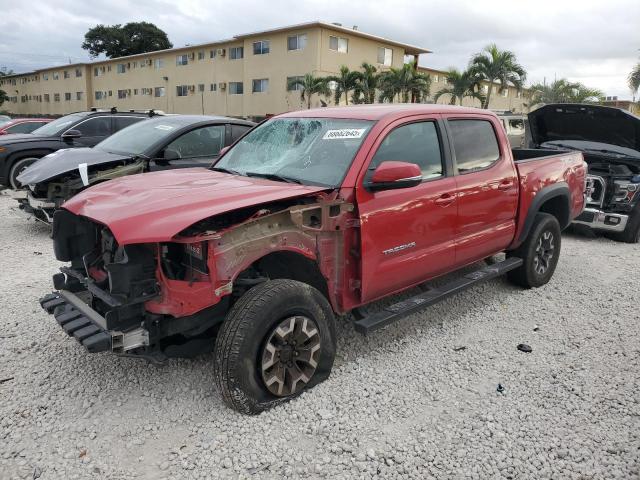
278,104,497,121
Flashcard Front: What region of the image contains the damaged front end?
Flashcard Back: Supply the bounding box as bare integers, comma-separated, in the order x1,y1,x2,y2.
20,160,145,223
41,193,356,360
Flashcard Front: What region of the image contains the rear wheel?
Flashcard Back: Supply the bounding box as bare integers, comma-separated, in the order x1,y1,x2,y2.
214,279,336,414
507,213,562,288
9,157,39,190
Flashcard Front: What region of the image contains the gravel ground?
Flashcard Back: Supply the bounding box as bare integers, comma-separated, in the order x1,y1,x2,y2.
0,190,639,480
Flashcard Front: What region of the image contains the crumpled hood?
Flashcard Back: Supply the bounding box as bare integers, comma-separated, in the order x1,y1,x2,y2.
63,168,328,244
528,104,640,152
18,148,131,185
0,133,54,146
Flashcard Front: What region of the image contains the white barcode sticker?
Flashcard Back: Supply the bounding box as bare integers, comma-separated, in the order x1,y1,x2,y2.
323,128,366,140
154,125,174,131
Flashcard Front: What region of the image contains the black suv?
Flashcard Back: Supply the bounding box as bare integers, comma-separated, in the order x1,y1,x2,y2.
0,109,157,189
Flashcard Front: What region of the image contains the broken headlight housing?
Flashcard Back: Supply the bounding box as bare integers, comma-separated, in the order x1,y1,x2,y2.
612,180,640,204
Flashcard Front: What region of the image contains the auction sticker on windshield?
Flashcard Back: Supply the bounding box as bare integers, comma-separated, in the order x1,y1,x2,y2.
323,128,367,140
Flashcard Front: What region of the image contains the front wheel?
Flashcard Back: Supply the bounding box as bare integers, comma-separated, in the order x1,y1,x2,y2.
9,157,39,190
507,213,562,288
608,207,640,244
214,279,336,414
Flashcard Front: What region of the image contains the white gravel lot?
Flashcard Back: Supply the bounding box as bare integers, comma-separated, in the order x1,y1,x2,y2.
0,190,639,480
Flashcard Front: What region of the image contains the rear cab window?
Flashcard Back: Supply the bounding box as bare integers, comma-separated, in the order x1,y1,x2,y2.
448,119,500,173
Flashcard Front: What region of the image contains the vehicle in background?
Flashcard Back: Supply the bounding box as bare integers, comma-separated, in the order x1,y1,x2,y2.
0,109,158,189
40,105,586,414
0,118,52,135
496,113,526,148
0,115,11,123
16,115,254,222
526,104,640,243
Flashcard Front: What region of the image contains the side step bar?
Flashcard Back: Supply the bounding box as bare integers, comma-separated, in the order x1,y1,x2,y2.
353,256,523,335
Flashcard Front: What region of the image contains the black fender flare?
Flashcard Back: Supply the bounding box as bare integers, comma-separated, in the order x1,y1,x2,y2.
518,182,571,243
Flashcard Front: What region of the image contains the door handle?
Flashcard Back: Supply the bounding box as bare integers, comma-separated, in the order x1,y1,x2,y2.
497,180,513,191
434,193,455,206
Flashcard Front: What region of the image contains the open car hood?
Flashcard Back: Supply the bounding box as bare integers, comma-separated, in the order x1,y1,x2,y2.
18,148,132,185
63,168,328,244
528,104,640,153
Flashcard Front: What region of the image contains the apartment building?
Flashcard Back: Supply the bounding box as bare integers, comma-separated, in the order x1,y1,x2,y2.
1,21,428,119
421,67,529,113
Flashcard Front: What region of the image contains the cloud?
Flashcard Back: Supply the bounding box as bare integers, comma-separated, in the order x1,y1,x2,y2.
0,0,638,97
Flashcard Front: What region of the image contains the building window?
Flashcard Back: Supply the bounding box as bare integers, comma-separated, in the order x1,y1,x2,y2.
52,72,59,80
252,78,268,93
329,36,348,53
118,90,128,99
176,85,189,97
154,87,166,97
134,89,139,95
154,59,164,69
117,64,126,74
433,75,439,83
64,92,71,101
94,67,102,77
210,49,216,59
253,40,270,55
54,93,60,102
287,75,304,91
287,34,307,51
108,90,112,96
229,46,244,60
43,73,49,81
377,47,393,66
63,70,70,79
76,92,83,101
95,92,102,100
210,83,217,92
75,68,82,78
516,90,522,99
501,89,509,97
176,54,188,66
44,94,50,102
229,82,243,95
198,51,205,60
196,83,205,93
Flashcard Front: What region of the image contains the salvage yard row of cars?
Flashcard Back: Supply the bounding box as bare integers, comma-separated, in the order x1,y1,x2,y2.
1,102,638,414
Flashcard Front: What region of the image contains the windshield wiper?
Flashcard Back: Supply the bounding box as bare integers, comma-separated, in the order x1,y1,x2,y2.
211,166,242,175
244,171,303,184
543,142,581,151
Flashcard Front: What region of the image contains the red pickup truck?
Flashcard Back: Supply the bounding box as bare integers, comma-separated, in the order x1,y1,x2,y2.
41,105,586,414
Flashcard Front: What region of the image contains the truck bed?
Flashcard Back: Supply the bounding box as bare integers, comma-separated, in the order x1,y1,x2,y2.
512,148,568,162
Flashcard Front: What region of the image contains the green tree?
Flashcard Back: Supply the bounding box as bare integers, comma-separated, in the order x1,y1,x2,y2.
82,22,173,58
326,66,360,105
0,89,8,107
0,67,15,77
433,68,485,106
378,62,431,103
352,62,379,104
629,61,640,97
287,74,330,109
528,79,602,106
469,44,526,109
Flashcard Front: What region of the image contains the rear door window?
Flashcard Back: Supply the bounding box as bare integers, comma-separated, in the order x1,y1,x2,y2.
5,122,42,134
448,119,500,173
113,116,145,132
75,117,112,137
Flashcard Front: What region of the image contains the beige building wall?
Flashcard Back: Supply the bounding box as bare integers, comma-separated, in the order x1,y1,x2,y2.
2,22,429,118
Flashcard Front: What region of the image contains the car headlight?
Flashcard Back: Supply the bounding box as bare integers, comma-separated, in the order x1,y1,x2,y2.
613,180,640,203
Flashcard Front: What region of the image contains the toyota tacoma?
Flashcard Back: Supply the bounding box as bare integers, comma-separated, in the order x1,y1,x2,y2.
40,105,587,414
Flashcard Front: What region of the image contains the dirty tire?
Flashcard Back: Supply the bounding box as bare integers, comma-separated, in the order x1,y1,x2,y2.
214,279,336,414
608,207,640,244
507,213,561,288
9,157,39,190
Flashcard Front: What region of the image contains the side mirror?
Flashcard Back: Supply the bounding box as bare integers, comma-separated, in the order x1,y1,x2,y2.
366,161,422,191
162,149,181,161
218,145,231,156
61,129,82,141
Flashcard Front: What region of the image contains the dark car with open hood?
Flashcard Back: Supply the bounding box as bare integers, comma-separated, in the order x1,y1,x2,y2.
527,103,640,243
0,109,158,189
16,115,255,222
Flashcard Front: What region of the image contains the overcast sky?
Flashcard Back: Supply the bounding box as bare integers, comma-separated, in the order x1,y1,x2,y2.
1,0,638,98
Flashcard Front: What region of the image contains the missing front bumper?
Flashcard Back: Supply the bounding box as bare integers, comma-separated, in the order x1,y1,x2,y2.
573,208,629,233
40,291,149,354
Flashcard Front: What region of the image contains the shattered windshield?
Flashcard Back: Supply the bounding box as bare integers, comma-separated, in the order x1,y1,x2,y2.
214,118,374,187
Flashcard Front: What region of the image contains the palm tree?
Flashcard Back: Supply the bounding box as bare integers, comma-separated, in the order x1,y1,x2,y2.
528,79,602,106
378,62,431,103
629,61,640,98
469,44,526,109
433,68,485,106
352,62,379,104
287,74,330,109
326,66,360,105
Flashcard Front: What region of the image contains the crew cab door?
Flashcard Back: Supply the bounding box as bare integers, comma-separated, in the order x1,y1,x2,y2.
149,124,226,171
443,116,518,266
357,116,458,303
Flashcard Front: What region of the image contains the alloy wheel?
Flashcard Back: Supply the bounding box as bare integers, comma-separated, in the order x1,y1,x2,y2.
533,230,555,275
